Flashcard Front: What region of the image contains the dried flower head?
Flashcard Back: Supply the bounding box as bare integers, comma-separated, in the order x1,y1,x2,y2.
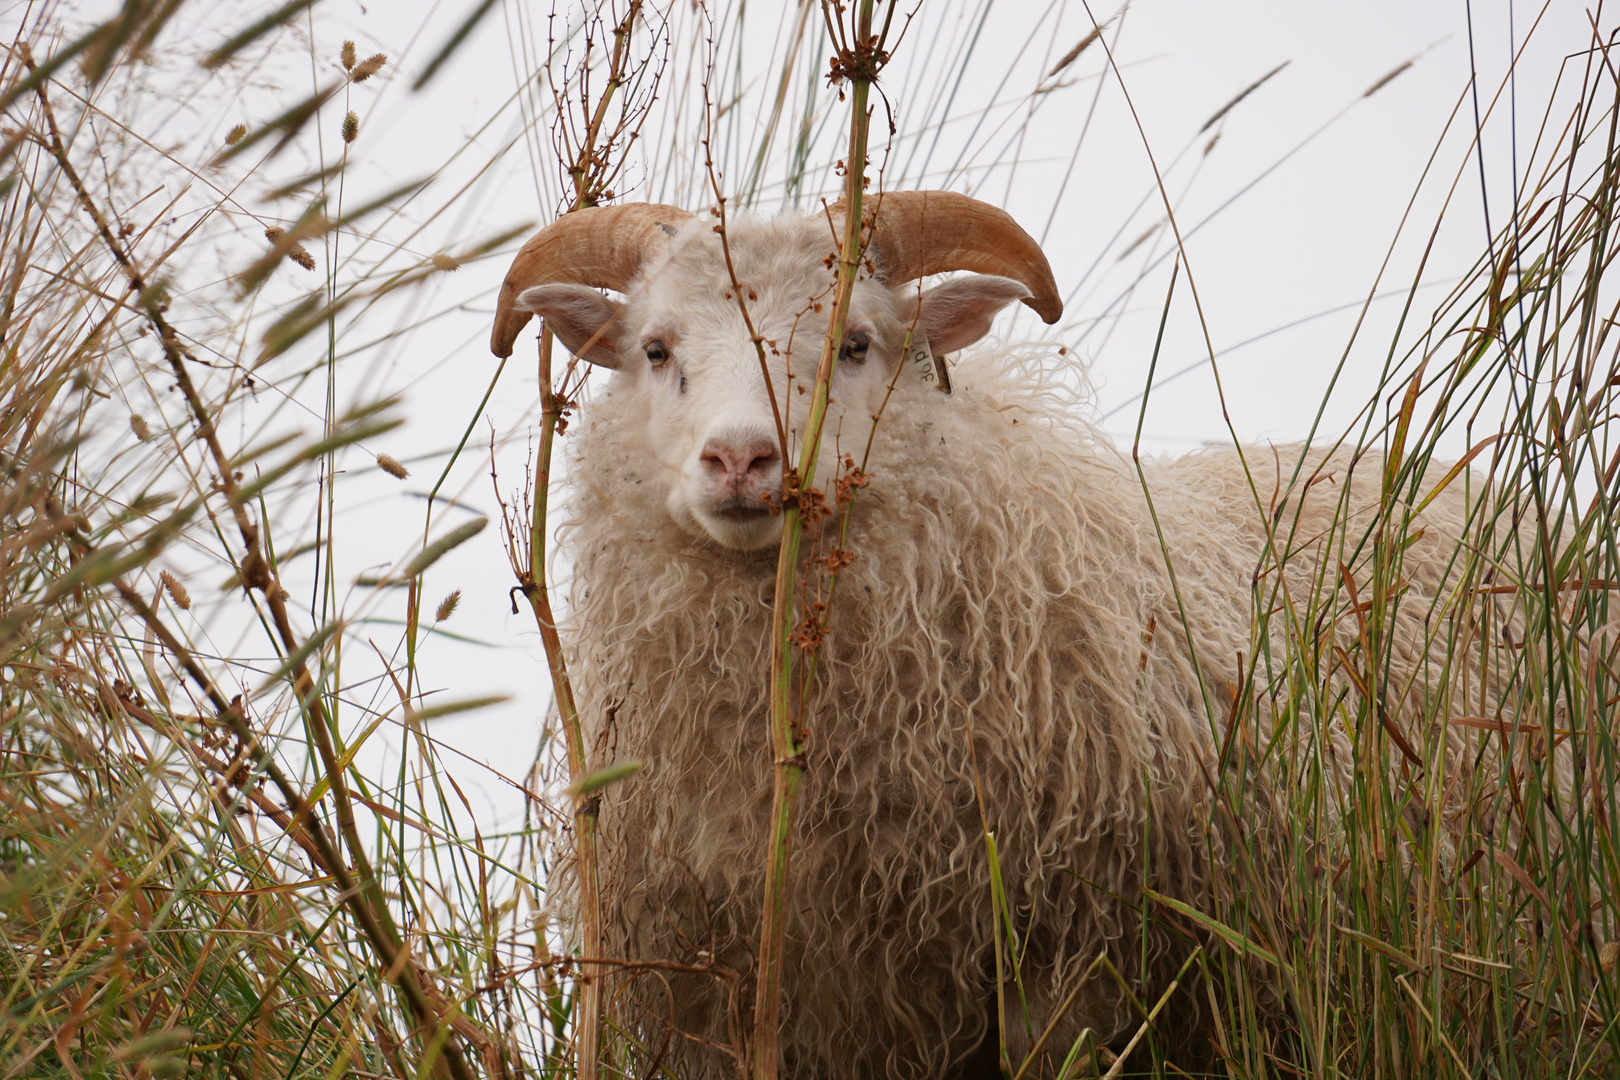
130,414,151,441
1603,941,1620,975
1045,25,1105,80
225,123,247,146
340,40,356,71
435,589,461,622
266,227,315,270
349,53,387,83
377,453,409,479
342,111,359,144
431,253,460,271
160,571,192,610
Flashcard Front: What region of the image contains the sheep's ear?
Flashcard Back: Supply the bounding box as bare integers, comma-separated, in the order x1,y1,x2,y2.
907,274,1033,355
514,284,624,368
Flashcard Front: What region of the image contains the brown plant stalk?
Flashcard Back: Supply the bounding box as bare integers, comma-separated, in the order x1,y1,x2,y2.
505,5,657,1078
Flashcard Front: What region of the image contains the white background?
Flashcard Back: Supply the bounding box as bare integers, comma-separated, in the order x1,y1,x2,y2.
32,0,1600,833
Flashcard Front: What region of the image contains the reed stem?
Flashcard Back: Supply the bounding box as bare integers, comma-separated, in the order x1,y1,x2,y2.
518,326,604,1080
750,3,879,1076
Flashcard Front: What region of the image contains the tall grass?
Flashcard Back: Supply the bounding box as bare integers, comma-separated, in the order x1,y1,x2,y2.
0,1,1615,1078
1167,28,1620,1080
0,4,555,1076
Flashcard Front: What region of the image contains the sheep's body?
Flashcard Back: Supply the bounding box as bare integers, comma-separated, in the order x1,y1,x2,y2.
560,348,1471,1078
514,204,1516,1078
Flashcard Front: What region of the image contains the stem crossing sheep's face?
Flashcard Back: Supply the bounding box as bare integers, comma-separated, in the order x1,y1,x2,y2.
514,216,1035,551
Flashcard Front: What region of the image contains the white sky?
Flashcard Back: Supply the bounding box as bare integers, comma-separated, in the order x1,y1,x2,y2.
344,0,1596,832
33,0,1599,833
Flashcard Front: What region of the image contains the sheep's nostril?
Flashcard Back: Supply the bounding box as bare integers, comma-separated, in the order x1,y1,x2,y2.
702,439,779,481
744,446,779,476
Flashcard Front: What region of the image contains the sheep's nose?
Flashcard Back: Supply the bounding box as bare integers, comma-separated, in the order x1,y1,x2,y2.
701,437,780,487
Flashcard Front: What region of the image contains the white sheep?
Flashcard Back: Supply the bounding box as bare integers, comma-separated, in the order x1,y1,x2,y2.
491,193,1502,1078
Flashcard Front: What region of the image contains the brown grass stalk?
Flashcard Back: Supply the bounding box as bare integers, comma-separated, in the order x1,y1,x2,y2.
504,5,659,1077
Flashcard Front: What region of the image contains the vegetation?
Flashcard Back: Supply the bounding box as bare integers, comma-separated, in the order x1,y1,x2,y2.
0,1,1614,1077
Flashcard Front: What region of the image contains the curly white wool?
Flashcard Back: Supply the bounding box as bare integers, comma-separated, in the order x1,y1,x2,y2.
542,210,1485,1079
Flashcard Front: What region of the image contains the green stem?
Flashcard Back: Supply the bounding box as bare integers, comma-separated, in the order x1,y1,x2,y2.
750,4,876,1077
521,326,603,1080
514,9,647,1072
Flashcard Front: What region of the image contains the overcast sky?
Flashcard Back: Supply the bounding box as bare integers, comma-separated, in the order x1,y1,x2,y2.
80,0,1600,830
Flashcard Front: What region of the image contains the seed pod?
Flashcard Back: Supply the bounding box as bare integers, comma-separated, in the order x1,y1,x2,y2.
342,111,359,144
264,225,315,271
160,571,191,610
225,123,246,146
349,53,387,82
377,453,409,479
435,589,461,622
1602,941,1620,975
340,40,356,70
130,414,151,441
431,253,460,271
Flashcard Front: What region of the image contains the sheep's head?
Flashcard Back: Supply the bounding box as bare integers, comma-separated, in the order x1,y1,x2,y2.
490,192,1062,551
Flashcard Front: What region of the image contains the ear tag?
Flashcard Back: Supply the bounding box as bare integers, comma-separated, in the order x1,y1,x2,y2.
904,328,952,395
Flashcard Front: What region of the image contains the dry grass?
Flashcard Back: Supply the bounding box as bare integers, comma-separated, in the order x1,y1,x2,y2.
0,1,1615,1078
0,3,557,1076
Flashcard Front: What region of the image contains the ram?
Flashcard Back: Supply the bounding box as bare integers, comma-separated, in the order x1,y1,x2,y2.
491,192,1496,1078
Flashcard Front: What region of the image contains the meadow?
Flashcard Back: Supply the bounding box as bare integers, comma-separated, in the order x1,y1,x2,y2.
0,1,1615,1077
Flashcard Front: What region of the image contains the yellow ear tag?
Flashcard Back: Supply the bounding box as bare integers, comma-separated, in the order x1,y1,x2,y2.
905,328,951,395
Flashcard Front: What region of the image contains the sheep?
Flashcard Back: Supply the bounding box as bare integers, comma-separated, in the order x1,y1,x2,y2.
489,193,1516,1078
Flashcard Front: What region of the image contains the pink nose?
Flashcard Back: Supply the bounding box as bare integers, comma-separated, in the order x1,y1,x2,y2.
701,437,779,489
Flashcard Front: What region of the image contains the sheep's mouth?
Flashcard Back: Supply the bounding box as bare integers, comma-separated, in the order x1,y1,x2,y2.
713,497,774,522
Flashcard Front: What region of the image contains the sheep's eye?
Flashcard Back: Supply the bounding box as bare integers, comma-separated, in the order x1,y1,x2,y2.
644,340,671,366
840,331,870,364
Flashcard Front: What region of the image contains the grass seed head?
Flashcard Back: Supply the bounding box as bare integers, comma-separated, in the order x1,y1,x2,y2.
377,452,409,479
130,414,151,441
349,53,387,83
431,253,460,271
1602,941,1620,974
159,571,191,610
435,589,461,622
340,40,356,71
1046,25,1104,79
225,123,246,145
342,111,359,143
266,227,316,270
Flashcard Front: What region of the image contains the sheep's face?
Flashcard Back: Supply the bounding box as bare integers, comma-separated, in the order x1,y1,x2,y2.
516,216,1032,551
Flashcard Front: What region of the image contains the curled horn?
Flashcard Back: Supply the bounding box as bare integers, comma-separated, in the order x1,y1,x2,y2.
834,191,1063,324
489,203,694,357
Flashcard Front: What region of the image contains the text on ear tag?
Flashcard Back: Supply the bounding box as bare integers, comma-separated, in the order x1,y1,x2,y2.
904,329,952,395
